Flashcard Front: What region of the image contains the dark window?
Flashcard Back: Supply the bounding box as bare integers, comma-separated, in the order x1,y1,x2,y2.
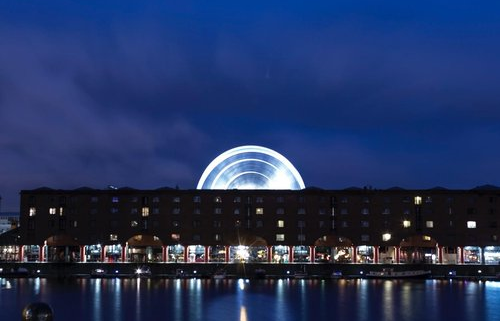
59,218,66,230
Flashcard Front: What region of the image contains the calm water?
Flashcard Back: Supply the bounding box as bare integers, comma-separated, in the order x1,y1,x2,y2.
1,277,499,321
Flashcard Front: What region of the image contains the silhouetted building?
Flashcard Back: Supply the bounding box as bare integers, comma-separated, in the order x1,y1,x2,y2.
11,185,500,265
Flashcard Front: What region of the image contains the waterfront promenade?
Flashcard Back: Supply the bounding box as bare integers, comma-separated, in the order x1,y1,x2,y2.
1,262,499,279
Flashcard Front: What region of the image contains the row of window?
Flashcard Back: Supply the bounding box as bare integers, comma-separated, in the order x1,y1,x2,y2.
104,232,497,244
32,216,487,232
92,195,497,205
30,205,495,218
27,194,499,210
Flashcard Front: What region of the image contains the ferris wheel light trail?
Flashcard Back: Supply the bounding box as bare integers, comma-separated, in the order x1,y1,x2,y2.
197,145,305,190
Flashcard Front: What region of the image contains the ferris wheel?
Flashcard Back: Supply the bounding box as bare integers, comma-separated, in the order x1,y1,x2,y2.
197,145,305,190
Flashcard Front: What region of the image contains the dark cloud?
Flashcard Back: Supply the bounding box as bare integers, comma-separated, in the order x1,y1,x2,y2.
1,1,500,211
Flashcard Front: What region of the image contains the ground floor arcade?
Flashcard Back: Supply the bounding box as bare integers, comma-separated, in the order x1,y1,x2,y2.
2,240,499,266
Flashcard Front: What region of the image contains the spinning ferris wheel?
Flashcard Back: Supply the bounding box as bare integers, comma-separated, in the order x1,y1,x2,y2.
197,145,305,190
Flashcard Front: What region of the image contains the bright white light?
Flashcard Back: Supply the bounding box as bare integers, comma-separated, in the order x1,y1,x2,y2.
238,279,246,290
197,145,305,190
236,245,250,261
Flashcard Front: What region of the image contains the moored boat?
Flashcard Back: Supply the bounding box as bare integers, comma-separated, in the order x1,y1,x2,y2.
212,269,226,279
331,271,343,279
293,265,308,279
365,268,431,279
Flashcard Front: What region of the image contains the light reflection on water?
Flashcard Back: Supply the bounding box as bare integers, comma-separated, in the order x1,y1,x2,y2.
1,278,500,321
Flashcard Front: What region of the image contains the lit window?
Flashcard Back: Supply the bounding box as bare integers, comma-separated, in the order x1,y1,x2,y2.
29,207,36,216
423,235,431,241
171,233,180,241
426,221,434,228
109,234,118,241
276,208,285,215
256,208,264,215
112,197,119,203
131,221,138,227
297,208,306,215
49,208,57,215
403,220,411,228
142,207,150,217
467,221,477,229
277,220,285,228
414,196,422,205
172,208,180,215
361,208,369,215
214,208,222,214
382,233,391,241
276,234,285,242
214,196,222,203
59,207,64,216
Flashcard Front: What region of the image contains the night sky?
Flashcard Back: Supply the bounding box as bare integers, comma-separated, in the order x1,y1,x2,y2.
1,1,500,211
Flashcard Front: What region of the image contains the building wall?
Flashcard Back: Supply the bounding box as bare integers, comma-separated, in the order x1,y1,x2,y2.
17,187,500,249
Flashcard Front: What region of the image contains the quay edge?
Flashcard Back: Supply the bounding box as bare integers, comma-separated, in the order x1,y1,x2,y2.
1,263,499,280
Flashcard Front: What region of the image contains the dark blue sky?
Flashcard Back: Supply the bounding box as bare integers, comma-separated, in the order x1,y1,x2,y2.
1,1,500,211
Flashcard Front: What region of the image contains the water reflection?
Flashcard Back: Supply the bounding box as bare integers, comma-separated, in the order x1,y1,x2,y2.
1,278,500,321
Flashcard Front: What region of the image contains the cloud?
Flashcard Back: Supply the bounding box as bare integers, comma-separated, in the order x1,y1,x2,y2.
0,26,210,210
1,2,500,210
